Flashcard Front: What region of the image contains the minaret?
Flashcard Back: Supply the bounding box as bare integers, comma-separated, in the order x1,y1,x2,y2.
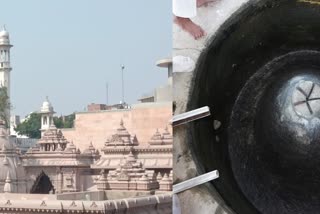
40,96,55,136
0,26,12,97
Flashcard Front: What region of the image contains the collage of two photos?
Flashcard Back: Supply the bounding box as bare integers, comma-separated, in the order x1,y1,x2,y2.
0,0,319,213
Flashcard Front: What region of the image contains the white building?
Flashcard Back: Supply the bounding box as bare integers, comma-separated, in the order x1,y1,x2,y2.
0,26,12,97
10,115,20,136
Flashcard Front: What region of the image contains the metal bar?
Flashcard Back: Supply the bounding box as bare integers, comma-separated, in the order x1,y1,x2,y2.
173,170,219,194
121,65,125,103
171,106,211,127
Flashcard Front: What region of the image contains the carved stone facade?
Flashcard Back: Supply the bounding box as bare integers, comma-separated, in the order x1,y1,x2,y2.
96,151,159,191
17,100,94,194
93,120,173,191
0,100,173,213
2,98,172,197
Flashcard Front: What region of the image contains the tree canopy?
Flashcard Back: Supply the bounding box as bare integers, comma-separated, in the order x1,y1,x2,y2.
0,87,11,128
15,113,75,139
53,113,75,129
14,113,41,139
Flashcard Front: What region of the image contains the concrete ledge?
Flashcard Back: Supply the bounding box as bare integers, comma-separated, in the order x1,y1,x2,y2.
0,193,172,214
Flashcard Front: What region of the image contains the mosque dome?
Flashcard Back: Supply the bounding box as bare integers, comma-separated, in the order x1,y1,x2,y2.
0,30,9,38
0,27,10,45
40,97,54,113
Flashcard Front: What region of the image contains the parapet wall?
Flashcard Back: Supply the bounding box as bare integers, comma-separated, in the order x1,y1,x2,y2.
0,193,172,214
56,190,155,201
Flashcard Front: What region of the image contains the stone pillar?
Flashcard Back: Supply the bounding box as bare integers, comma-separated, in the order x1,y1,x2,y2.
56,167,62,194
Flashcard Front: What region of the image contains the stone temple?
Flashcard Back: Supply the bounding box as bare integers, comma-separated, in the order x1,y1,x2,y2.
0,28,172,213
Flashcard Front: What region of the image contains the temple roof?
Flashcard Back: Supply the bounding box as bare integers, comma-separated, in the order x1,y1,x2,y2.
83,142,96,154
149,127,173,145
162,127,173,144
104,119,138,147
64,141,77,153
149,129,163,145
38,127,68,145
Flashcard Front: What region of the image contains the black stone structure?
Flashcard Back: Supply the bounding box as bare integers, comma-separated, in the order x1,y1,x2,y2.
187,1,320,213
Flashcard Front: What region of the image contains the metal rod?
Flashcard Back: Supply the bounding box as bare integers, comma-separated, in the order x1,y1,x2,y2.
173,170,219,194
106,82,108,105
171,106,211,127
121,65,125,103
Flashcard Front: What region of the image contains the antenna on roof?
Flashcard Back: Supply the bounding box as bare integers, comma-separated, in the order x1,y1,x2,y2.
121,65,125,104
106,82,108,105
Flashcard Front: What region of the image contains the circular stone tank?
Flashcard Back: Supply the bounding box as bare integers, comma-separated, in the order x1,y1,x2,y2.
187,0,320,213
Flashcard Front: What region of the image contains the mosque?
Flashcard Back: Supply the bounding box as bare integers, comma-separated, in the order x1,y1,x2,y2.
0,27,172,213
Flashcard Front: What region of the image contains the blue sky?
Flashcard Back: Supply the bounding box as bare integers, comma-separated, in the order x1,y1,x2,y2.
0,0,171,117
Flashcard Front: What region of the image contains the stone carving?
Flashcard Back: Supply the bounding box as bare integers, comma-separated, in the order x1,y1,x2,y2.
149,127,173,145
69,201,77,207
149,129,163,145
162,127,173,145
90,202,98,208
159,173,172,191
96,152,158,191
104,119,138,147
5,200,11,206
37,127,68,152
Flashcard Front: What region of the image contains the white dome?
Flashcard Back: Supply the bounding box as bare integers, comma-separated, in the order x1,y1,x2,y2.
0,26,10,45
40,97,54,113
0,30,9,38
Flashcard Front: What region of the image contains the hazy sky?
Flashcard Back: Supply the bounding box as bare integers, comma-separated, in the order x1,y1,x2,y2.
0,0,171,117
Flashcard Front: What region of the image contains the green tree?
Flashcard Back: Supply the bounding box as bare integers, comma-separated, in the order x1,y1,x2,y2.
15,112,75,138
53,117,63,128
63,113,75,128
14,113,41,139
53,113,75,128
0,87,11,128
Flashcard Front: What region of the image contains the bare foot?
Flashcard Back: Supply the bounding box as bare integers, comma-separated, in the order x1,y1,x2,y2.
197,0,216,7
174,16,206,40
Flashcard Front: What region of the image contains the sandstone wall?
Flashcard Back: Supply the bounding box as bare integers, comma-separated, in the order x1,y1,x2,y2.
61,102,171,151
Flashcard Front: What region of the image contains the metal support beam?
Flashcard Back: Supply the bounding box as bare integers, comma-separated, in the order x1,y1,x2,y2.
173,170,219,194
171,106,211,127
